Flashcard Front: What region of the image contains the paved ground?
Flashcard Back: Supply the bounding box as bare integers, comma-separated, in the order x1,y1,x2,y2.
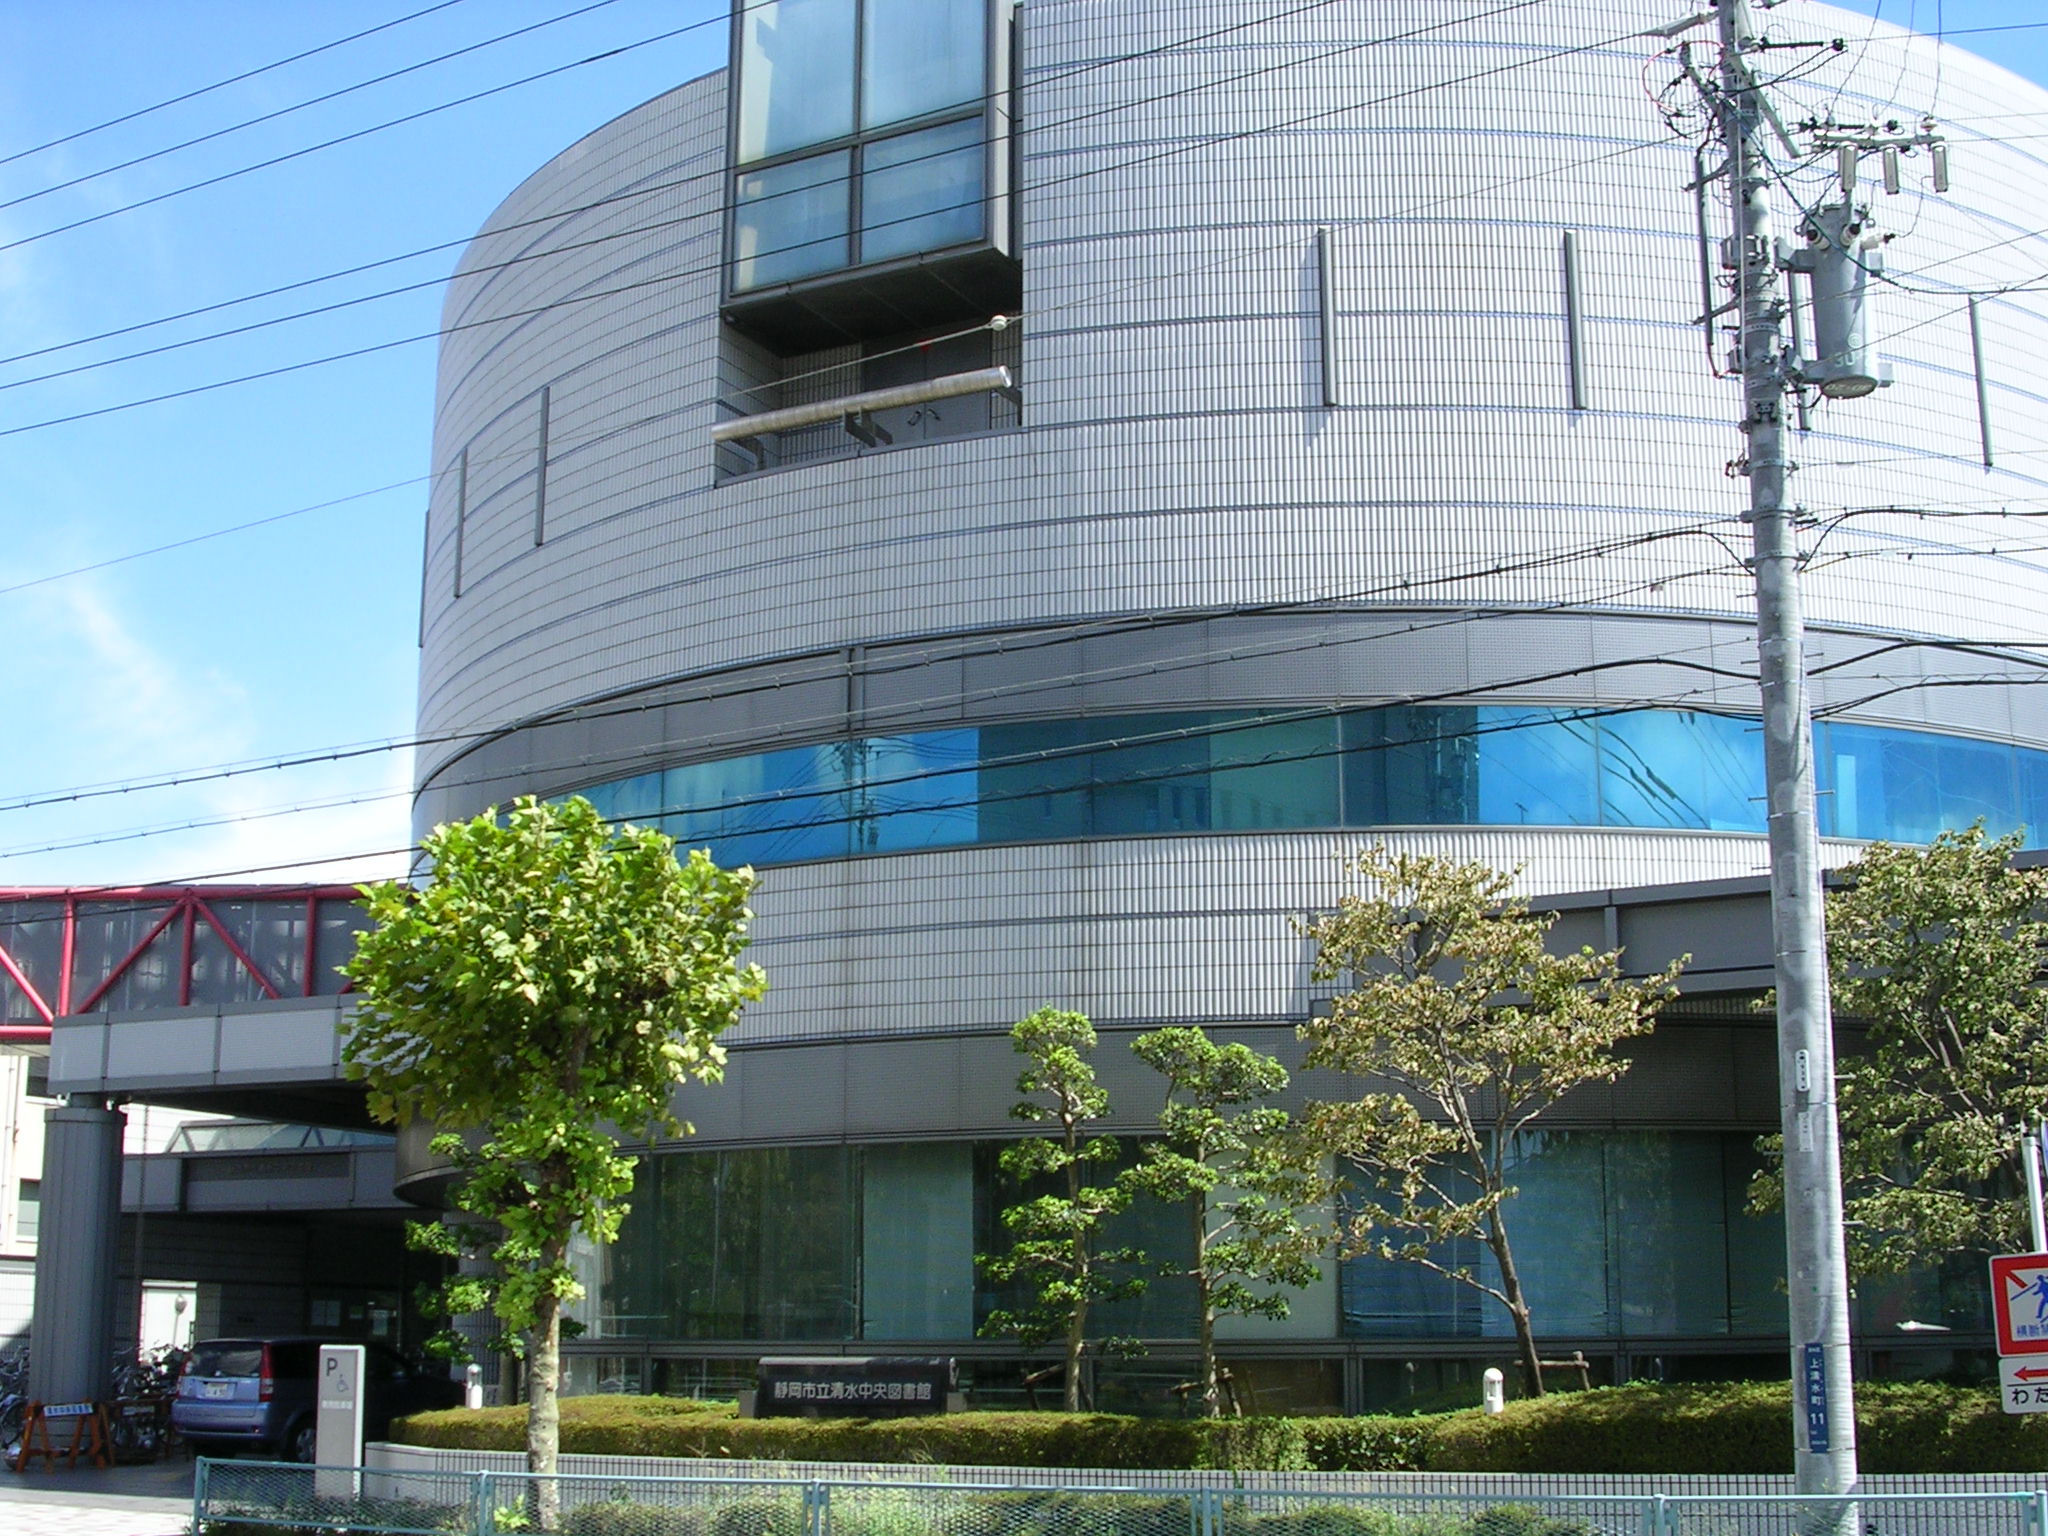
0,1455,195,1534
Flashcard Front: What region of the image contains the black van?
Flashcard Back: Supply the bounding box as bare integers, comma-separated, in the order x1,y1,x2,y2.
171,1337,461,1461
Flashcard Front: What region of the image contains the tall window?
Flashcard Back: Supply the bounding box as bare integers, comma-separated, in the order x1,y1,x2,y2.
730,0,1000,293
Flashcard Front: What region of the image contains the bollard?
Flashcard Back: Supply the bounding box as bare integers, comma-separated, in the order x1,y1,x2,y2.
1482,1368,1505,1415
464,1364,483,1411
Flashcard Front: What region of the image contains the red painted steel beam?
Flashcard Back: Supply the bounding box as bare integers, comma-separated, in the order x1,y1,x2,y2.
0,940,54,1023
191,896,283,1000
1,884,363,1024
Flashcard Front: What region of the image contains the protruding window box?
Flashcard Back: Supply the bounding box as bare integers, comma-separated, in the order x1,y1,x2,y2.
722,0,1018,350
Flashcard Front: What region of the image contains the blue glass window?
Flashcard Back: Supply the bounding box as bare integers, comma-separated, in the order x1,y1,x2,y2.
567,708,2048,867
1088,713,1220,836
860,118,986,262
1209,714,1342,831
1342,706,1478,826
1338,1132,1790,1341
729,0,996,293
736,0,857,162
861,0,986,130
977,719,1093,843
577,772,664,828
1598,712,1765,834
663,743,847,866
855,729,980,852
732,151,852,290
1933,733,2022,838
2022,752,2048,846
1475,709,1600,827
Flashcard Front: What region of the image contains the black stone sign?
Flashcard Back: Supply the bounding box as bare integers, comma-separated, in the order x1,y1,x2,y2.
754,1356,955,1418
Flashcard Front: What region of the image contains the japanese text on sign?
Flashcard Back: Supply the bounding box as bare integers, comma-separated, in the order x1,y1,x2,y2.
769,1380,933,1403
1802,1343,1829,1453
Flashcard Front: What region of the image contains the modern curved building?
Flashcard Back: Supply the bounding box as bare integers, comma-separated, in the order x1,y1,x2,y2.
404,0,2048,1410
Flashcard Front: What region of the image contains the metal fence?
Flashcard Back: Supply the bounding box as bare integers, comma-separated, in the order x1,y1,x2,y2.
192,1459,2048,1536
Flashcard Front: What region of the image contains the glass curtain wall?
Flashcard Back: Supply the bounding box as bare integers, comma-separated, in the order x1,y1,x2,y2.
569,706,2048,869
570,1132,1817,1348
1338,1131,1789,1341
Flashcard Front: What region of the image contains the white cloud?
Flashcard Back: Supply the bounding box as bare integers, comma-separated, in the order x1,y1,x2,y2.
0,574,408,888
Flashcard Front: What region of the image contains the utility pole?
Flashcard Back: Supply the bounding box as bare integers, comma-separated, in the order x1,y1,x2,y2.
1713,0,1858,1503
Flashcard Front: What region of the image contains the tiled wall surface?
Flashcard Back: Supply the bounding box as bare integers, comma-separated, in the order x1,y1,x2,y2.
412,1,2048,1052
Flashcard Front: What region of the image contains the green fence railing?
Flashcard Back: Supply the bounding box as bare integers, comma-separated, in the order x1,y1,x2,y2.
191,1458,2048,1536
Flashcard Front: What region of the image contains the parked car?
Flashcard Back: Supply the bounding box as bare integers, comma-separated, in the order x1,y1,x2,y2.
172,1337,462,1461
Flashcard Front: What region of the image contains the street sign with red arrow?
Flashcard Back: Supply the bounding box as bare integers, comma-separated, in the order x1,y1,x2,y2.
1999,1356,2048,1414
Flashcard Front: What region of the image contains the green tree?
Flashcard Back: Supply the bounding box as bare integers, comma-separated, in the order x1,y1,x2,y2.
1297,849,1681,1396
344,796,766,1517
1752,825,2048,1274
1121,1027,1326,1416
977,1007,1147,1410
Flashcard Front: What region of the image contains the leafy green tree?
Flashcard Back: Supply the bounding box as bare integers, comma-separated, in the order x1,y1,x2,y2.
1752,825,2048,1274
977,1007,1147,1410
344,796,766,1514
1121,1027,1326,1416
1297,849,1682,1396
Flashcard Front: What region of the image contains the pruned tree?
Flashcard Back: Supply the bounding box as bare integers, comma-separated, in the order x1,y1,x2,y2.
977,1006,1147,1410
1752,825,2048,1274
344,796,765,1522
1297,849,1682,1396
1122,1027,1326,1416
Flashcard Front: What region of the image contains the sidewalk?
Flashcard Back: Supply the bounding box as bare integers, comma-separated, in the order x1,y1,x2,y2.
0,1455,194,1535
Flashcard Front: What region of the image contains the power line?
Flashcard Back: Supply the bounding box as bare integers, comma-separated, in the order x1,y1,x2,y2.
0,0,636,216
0,8,1651,439
0,0,1537,407
0,122,1676,603
43,635,2048,894
0,561,1768,903
24,535,2048,878
19,15,2048,868
0,0,1371,377
0,9,723,259
1,514,1749,814
0,0,475,169
0,477,428,600
1,633,1758,888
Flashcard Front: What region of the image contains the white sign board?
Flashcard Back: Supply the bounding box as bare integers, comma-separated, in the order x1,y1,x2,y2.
315,1344,367,1497
2000,1356,2048,1415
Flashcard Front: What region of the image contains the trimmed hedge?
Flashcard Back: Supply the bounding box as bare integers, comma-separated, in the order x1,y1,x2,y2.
392,1380,2048,1474
1427,1380,2048,1474
398,1400,1221,1468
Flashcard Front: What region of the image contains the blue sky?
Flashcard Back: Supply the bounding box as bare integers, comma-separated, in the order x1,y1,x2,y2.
0,0,2041,889
0,0,728,886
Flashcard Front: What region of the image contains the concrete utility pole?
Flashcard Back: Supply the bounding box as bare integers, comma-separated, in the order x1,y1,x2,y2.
1712,0,1859,1501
